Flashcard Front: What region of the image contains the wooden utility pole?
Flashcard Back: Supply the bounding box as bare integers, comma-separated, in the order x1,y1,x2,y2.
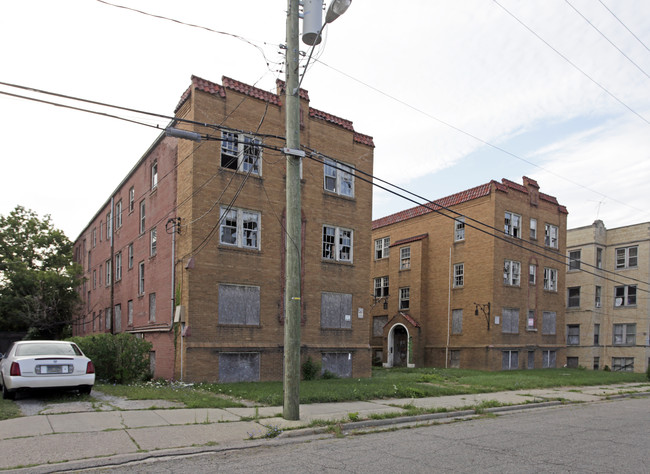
283,0,302,421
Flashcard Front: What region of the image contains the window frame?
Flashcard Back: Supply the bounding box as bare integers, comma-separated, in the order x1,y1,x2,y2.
504,211,522,238
567,286,580,308
542,311,556,335
399,287,410,311
543,267,558,292
150,227,157,257
615,246,638,269
400,246,411,270
501,308,520,334
322,225,353,263
453,263,464,288
115,200,123,229
323,158,355,197
566,324,580,345
613,323,636,346
529,264,537,285
129,186,135,213
454,217,465,241
151,160,158,189
138,261,145,295
568,250,581,270
374,276,389,298
503,259,521,286
544,223,559,249
115,251,122,282
529,218,537,239
220,131,263,176
219,207,261,250
139,200,146,234
374,237,390,260
614,285,636,307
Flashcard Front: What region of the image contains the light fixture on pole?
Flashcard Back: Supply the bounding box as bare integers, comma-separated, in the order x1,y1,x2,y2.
474,302,491,331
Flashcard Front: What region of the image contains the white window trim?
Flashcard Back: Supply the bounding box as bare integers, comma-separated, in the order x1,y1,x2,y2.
504,260,521,286
543,267,557,291
374,276,389,297
615,246,638,269
400,246,411,270
399,287,410,310
544,223,559,249
454,217,465,241
453,263,464,288
374,237,390,260
150,227,157,256
220,131,263,176
530,218,537,239
151,160,158,190
322,225,353,263
323,158,355,198
219,207,261,250
504,211,522,238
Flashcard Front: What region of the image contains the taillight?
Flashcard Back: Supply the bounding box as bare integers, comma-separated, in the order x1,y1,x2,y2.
10,362,21,376
86,361,95,374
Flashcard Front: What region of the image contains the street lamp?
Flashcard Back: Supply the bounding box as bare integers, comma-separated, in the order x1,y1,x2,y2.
474,302,491,331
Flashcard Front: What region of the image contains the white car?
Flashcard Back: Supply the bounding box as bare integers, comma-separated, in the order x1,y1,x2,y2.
0,340,95,400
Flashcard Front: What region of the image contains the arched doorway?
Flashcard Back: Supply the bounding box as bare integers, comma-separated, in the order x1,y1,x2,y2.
386,324,409,367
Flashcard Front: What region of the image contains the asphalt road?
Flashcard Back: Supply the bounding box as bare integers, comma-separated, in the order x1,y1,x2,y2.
83,396,649,473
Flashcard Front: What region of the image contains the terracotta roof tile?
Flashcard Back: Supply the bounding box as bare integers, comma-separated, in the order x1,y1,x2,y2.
354,132,375,148
500,178,529,194
275,78,310,101
391,233,428,247
386,312,421,328
373,182,494,229
310,107,354,131
223,76,280,105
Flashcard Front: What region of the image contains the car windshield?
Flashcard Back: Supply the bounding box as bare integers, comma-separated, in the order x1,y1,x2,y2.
15,343,81,357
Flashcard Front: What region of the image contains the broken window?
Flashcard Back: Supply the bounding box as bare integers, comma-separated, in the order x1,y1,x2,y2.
504,211,522,237
219,207,260,249
323,158,354,197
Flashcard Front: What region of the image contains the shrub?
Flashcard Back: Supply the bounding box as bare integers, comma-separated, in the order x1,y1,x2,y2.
321,370,339,380
646,364,650,381
302,356,321,381
68,333,153,384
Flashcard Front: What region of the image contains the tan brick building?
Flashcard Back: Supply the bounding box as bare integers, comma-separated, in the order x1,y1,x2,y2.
370,177,567,371
566,220,650,373
74,75,374,382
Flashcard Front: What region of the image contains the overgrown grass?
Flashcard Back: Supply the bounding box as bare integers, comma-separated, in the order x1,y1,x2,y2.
0,398,22,420
197,367,647,406
96,381,245,409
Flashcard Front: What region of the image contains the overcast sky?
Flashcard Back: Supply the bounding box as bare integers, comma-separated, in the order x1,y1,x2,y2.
1,0,649,240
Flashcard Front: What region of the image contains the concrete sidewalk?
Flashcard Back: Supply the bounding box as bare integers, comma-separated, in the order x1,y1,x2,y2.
1,383,648,472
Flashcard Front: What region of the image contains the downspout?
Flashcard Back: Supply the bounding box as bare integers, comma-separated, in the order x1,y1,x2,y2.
110,196,115,334
446,247,451,368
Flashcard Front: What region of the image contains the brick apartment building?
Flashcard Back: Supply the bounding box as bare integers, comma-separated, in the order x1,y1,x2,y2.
73,75,375,382
370,177,568,371
566,220,650,373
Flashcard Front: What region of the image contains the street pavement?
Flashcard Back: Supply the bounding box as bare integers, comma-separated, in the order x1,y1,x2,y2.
1,383,648,473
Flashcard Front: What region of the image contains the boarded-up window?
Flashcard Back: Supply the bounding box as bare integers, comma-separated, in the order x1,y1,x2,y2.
450,350,460,368
321,292,352,329
502,308,519,334
452,309,463,334
502,350,518,370
322,352,352,378
218,284,260,325
373,315,388,337
542,311,556,335
542,350,556,368
219,352,260,382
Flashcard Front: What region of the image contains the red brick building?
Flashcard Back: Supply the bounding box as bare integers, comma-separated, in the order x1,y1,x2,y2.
370,177,568,371
74,75,374,382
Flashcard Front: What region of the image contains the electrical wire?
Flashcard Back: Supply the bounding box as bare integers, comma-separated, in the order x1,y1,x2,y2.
565,0,650,81
492,0,650,126
597,0,650,54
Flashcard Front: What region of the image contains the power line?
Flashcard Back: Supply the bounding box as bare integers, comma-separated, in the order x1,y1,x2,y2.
492,0,650,126
565,0,650,81
598,0,650,54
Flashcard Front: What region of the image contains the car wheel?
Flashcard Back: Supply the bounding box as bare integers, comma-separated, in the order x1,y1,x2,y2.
1,378,15,400
79,386,92,395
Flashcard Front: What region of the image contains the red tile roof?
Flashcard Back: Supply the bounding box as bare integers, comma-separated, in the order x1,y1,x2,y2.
275,78,310,101
175,76,373,146
386,312,421,328
373,182,493,230
223,76,281,105
373,177,568,229
391,233,428,247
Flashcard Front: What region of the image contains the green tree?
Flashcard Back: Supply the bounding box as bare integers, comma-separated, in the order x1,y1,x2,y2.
0,206,82,339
